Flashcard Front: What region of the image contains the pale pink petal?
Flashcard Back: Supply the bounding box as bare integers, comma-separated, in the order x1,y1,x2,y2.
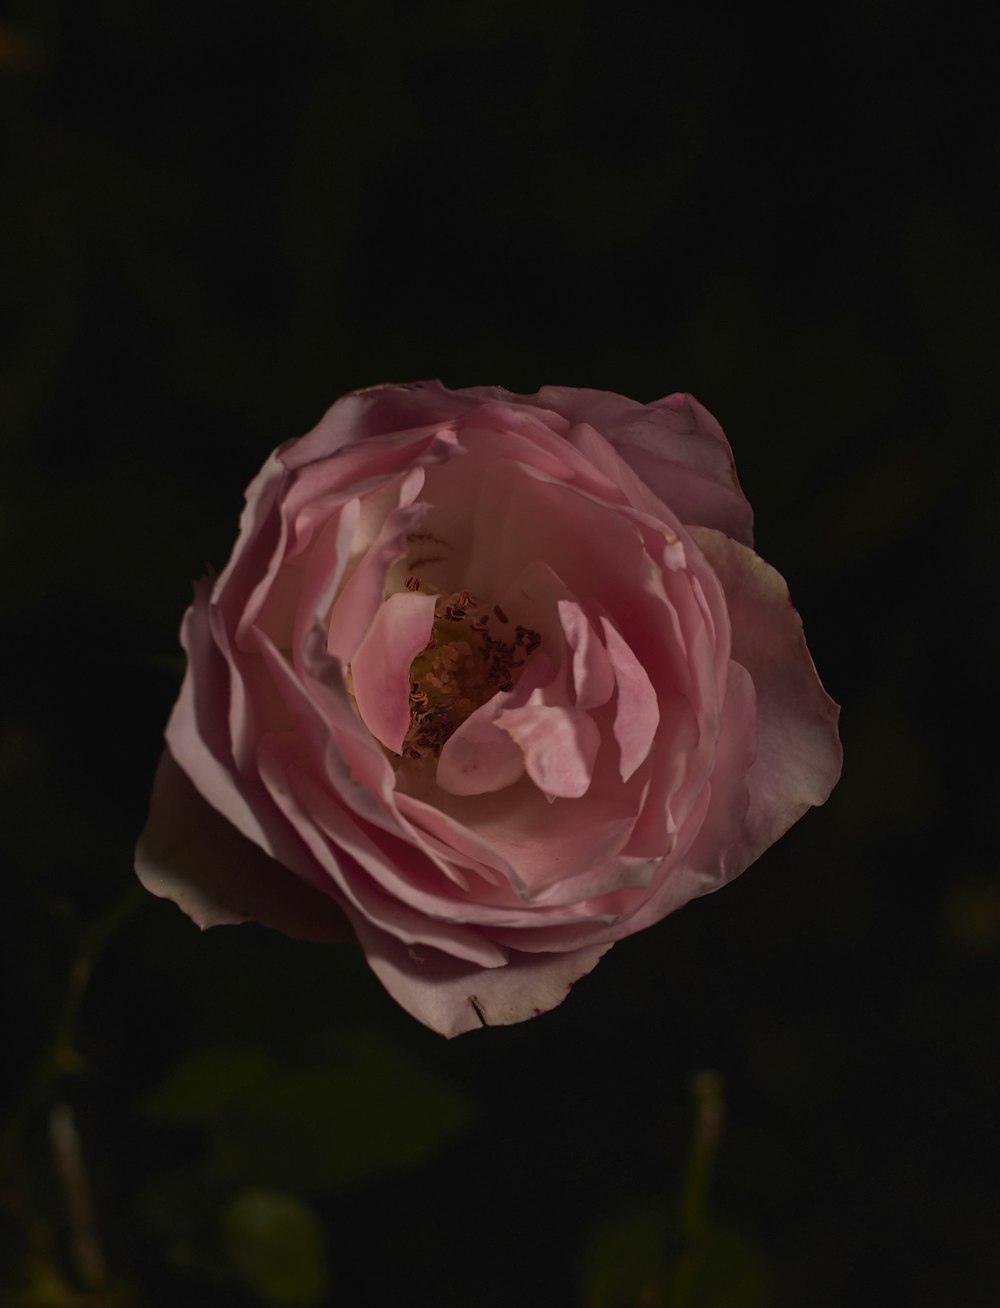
349,591,437,754
423,768,639,902
435,692,526,796
291,498,360,657
516,663,755,953
211,453,288,635
488,661,756,954
348,909,612,1037
622,692,699,857
495,693,602,800
598,391,753,545
136,751,351,942
688,527,843,866
434,648,560,798
462,459,638,621
461,384,643,433
393,789,515,889
282,383,476,466
558,599,615,710
322,503,424,669
486,783,713,956
599,617,659,781
254,629,510,911
257,743,508,968
565,421,674,524
166,584,308,875
457,384,753,545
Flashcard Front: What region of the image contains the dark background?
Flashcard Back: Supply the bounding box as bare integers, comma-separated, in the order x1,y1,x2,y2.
2,2,998,1305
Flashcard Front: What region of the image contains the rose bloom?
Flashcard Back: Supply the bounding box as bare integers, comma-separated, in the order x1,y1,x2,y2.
136,382,842,1036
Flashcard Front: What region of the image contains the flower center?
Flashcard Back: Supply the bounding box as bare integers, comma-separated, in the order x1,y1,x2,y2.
401,589,540,762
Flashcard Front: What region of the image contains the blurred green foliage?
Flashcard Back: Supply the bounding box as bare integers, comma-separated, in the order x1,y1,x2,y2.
2,0,998,1304
583,1205,770,1308
143,1031,474,1193
222,1189,329,1308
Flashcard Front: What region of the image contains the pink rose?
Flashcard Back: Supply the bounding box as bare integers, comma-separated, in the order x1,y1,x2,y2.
136,381,842,1036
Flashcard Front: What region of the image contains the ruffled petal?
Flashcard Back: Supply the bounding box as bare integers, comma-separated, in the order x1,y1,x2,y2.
689,526,843,868
496,695,602,801
136,751,351,942
600,617,659,782
459,383,754,544
349,591,437,754
348,909,612,1037
558,599,615,710
435,691,526,796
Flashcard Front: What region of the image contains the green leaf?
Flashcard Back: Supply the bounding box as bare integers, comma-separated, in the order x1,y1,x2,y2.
668,1222,772,1308
580,1200,672,1308
581,1208,771,1308
143,1048,271,1125
143,1030,474,1196
207,1029,474,1194
222,1188,329,1307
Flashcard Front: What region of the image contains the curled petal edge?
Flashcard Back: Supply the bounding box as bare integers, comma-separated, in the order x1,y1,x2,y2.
688,526,843,871
135,750,352,944
348,910,613,1037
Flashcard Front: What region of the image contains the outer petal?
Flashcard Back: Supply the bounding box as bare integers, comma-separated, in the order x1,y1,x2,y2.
136,750,351,942
689,525,843,869
602,392,754,546
348,910,612,1037
458,383,754,544
286,381,483,465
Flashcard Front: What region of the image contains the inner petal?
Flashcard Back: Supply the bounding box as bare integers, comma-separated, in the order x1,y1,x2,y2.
495,693,602,801
349,591,437,753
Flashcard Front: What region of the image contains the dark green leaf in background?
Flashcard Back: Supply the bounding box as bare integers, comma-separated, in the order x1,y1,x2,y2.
222,1188,330,1308
143,1029,474,1194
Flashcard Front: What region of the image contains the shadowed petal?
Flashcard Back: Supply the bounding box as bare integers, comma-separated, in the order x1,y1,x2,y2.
558,599,615,710
350,591,437,753
600,617,659,781
689,526,843,866
349,910,612,1037
435,691,526,796
136,751,351,942
496,694,602,800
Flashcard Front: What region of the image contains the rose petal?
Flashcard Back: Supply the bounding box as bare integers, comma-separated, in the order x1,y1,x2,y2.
262,745,509,967
348,909,612,1037
462,384,754,544
434,648,560,798
167,583,309,876
136,751,352,942
435,691,526,796
688,527,843,865
558,599,615,710
495,693,602,801
349,591,437,754
599,617,659,782
325,467,427,665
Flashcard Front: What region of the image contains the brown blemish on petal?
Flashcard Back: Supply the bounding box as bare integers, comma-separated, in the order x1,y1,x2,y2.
406,530,451,547
469,995,488,1026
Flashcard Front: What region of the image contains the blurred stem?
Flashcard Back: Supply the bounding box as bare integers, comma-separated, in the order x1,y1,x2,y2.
48,1102,108,1290
670,1070,725,1308
0,882,146,1178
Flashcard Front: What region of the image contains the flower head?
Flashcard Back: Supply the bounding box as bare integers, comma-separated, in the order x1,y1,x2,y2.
136,382,842,1035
